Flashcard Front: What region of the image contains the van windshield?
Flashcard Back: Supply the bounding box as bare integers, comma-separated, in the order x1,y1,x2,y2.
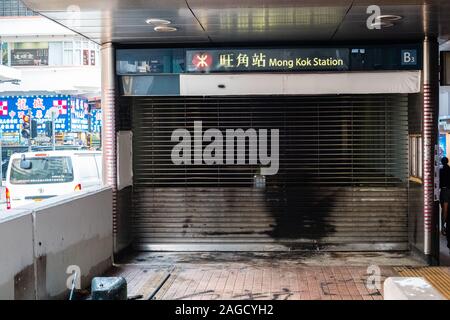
10,156,74,184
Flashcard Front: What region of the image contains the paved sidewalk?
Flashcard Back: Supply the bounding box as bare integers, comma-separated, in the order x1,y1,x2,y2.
106,251,426,300
108,265,396,300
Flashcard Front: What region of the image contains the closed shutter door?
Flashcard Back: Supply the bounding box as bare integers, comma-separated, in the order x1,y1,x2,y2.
130,95,409,251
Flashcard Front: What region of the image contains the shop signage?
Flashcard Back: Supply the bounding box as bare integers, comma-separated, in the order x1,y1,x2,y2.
186,48,349,73
83,50,89,65
401,49,417,66
439,134,447,158
70,98,90,132
11,48,49,66
1,42,7,65
90,50,96,66
90,109,102,133
0,96,90,134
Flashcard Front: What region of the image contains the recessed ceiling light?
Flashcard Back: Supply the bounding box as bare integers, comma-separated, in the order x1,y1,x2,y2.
371,21,394,28
378,15,403,21
146,18,171,25
154,26,178,32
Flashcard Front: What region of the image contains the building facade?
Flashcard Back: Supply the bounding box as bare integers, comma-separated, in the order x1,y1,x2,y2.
0,0,102,166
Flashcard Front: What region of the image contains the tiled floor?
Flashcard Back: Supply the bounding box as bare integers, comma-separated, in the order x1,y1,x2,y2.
106,265,395,300
105,251,425,300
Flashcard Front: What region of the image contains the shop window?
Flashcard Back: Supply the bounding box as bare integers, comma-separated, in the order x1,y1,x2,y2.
48,42,63,66
0,0,37,16
74,49,82,65
63,41,73,65
409,135,423,180
74,41,82,65
82,41,89,65
0,42,8,65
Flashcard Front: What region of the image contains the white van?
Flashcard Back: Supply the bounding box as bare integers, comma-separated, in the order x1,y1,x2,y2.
4,150,102,209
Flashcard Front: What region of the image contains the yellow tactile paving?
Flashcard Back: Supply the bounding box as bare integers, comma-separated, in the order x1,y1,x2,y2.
394,267,450,299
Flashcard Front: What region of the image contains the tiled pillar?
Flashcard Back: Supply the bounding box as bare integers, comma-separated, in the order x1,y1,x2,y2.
101,42,118,249
422,37,439,256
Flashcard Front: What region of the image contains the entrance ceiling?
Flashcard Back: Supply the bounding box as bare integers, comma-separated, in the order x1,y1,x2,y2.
21,0,450,45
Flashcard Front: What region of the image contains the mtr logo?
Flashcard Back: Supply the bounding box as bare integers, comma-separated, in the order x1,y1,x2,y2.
192,52,212,70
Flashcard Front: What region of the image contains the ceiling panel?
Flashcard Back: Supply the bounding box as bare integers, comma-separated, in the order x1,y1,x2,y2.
22,0,209,44
22,0,190,11
333,5,426,41
189,6,349,42
21,0,450,45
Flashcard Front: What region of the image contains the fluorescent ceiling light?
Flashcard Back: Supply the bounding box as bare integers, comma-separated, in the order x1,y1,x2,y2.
378,15,403,21
371,21,394,28
146,18,171,25
154,26,178,32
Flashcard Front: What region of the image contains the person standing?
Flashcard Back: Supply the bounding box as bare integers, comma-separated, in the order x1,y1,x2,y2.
439,157,450,250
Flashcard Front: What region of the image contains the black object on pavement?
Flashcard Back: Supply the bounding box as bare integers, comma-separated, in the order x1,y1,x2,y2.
91,277,127,300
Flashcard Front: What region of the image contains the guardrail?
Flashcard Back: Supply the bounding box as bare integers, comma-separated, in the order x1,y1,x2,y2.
0,187,113,300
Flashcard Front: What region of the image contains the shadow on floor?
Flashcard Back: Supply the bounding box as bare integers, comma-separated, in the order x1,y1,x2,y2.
440,234,450,266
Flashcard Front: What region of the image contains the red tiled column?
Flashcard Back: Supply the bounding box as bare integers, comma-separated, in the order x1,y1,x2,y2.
101,42,118,249
422,37,439,256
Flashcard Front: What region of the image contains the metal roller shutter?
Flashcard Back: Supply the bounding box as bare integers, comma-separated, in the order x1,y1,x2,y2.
130,95,409,251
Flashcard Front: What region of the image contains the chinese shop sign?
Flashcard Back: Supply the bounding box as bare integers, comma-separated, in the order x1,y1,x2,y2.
83,50,89,65
90,109,102,133
70,97,90,132
0,96,89,133
11,42,49,66
186,48,349,73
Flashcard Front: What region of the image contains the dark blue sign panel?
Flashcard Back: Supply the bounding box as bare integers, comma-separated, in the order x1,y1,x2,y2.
0,95,70,133
0,95,90,133
90,109,102,133
70,97,89,132
440,134,447,158
116,44,422,76
401,49,418,66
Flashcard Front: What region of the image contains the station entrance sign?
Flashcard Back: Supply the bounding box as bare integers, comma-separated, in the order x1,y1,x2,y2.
186,48,350,73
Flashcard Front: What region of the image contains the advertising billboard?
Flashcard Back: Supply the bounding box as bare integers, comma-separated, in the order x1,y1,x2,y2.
70,97,89,133
90,109,102,133
10,42,49,66
0,95,90,134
